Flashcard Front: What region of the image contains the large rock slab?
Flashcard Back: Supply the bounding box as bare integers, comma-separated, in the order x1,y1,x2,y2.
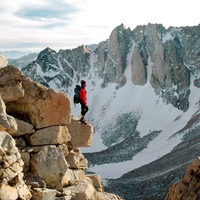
30,145,69,189
66,116,93,148
0,65,71,128
29,126,71,146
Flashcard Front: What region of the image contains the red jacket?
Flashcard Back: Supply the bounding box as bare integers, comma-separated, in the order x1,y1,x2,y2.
79,87,87,105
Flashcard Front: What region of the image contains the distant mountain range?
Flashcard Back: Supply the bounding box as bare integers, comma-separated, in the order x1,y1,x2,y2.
7,53,38,69
1,50,35,59
7,23,200,200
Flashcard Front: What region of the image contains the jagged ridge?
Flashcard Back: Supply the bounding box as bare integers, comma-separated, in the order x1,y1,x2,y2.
6,23,200,200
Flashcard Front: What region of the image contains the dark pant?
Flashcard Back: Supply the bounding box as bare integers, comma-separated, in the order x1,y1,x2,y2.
80,102,89,117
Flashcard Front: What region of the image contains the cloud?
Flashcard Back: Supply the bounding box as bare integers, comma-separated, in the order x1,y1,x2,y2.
0,0,86,51
0,0,199,52
15,1,79,21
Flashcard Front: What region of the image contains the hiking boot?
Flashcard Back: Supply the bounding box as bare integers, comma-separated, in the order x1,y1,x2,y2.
80,117,87,125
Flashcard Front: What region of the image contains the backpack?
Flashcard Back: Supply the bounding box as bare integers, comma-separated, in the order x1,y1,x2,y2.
73,85,81,104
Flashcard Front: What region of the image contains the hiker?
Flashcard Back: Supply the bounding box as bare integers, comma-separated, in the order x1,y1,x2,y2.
79,80,89,124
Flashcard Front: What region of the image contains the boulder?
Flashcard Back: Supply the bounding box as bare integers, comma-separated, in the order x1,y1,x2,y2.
0,81,24,103
0,65,71,128
68,179,95,200
16,182,32,200
0,185,18,200
87,174,104,192
0,96,17,134
31,188,57,200
62,169,86,186
30,145,69,189
66,148,88,170
25,172,47,189
13,118,34,136
0,53,8,68
66,116,93,148
58,188,72,199
0,131,16,154
29,126,71,146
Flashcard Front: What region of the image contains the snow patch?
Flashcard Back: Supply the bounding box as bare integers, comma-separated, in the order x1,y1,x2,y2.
162,31,173,43
88,72,200,180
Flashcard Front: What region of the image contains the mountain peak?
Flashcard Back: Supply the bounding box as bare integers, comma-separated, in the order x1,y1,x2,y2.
43,47,57,54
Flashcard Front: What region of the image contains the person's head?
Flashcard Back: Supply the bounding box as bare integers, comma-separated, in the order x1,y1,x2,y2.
81,80,87,87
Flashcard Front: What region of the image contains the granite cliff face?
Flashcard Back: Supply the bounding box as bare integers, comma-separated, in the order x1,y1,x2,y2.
7,23,200,200
20,23,200,112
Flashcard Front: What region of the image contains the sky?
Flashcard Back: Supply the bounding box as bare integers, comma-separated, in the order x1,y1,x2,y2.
0,0,199,53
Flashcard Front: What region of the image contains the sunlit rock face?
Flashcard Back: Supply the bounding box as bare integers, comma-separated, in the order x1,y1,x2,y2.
0,65,122,200
0,53,8,68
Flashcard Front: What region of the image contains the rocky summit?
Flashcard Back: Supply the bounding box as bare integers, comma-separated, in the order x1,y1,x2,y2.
0,65,123,200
